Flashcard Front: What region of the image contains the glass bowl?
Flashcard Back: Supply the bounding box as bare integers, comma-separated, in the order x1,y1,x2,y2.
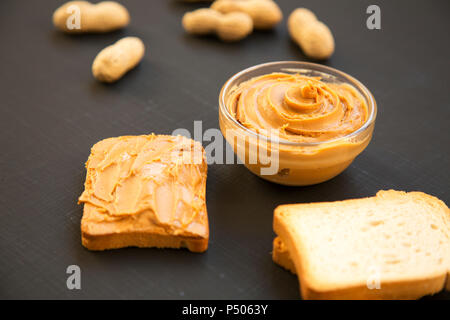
219,61,377,186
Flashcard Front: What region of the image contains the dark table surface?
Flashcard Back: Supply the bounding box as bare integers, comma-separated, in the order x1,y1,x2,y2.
0,0,449,299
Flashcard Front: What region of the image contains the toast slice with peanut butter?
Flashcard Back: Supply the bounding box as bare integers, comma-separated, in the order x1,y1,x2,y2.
78,134,209,252
273,190,450,299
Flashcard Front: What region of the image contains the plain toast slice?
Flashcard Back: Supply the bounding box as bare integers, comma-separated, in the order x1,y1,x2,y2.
273,190,450,299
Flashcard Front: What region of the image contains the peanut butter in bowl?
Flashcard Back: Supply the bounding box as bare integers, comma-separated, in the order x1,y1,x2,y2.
219,62,377,186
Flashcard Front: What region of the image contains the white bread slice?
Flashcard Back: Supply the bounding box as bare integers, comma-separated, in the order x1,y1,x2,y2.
273,236,450,296
273,190,450,299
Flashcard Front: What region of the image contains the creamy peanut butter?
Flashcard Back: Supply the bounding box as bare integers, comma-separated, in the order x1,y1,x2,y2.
220,72,375,186
226,73,368,143
78,134,208,238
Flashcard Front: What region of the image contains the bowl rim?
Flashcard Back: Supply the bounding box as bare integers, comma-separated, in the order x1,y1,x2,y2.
219,61,377,147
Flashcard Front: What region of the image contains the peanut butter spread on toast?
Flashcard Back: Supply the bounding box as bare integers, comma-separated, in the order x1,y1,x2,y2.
78,135,208,238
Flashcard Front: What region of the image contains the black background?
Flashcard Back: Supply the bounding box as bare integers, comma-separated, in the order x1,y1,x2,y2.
0,0,449,299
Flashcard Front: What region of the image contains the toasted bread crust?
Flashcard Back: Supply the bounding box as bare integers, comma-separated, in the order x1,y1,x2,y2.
82,230,208,252
447,274,450,291
272,237,296,274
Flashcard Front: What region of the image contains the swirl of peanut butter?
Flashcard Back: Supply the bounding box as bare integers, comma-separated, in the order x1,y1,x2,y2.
226,73,368,143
